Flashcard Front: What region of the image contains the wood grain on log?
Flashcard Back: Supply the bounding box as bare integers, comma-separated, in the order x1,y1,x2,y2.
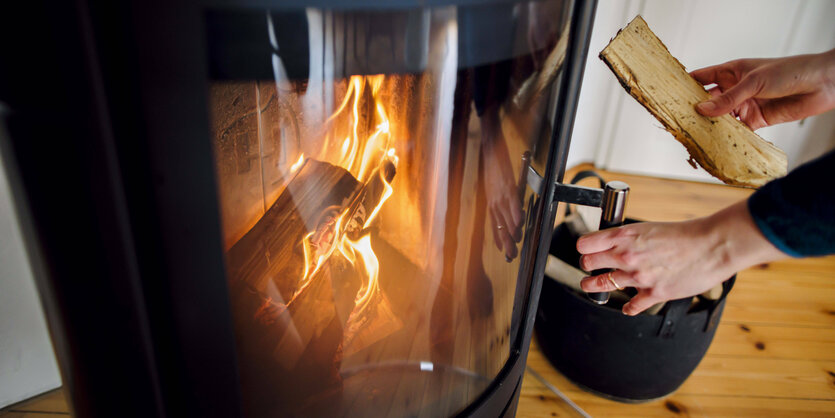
225,158,361,298
600,16,787,188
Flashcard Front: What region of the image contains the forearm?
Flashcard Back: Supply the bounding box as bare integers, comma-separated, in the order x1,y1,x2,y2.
705,200,787,273
747,150,835,256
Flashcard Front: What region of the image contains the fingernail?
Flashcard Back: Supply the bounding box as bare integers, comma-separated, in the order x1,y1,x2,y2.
696,101,715,113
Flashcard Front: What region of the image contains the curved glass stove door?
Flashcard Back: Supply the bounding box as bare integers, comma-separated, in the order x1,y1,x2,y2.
205,2,571,415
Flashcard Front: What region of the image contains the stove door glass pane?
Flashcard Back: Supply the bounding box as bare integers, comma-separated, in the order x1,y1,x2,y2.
205,2,571,415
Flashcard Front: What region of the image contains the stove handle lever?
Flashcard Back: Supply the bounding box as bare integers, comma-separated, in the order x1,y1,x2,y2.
552,180,630,305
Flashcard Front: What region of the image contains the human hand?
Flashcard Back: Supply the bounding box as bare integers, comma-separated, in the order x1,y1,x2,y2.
576,201,785,315
480,112,523,260
691,49,835,130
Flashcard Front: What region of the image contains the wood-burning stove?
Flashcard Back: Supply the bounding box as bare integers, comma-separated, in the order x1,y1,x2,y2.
0,0,597,416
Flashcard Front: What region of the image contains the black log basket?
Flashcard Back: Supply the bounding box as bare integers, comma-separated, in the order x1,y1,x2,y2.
535,171,735,403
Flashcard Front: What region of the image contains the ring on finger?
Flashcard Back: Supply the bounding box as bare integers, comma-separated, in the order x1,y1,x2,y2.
497,225,504,230
607,271,624,290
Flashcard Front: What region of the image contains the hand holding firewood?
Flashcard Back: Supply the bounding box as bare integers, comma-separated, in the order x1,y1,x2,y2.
692,49,835,130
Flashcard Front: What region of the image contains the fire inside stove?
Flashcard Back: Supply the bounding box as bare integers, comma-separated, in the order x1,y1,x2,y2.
206,4,567,416
211,75,458,416
280,75,402,353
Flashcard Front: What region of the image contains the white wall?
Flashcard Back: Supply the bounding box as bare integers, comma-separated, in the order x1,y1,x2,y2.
0,140,62,408
569,0,835,182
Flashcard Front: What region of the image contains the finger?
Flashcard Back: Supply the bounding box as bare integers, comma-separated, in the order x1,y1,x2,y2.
622,291,663,316
580,270,632,293
576,228,621,255
690,66,719,85
499,227,518,260
493,208,517,259
500,201,523,242
579,249,630,272
515,207,526,240
696,74,763,117
736,101,768,130
503,237,518,260
707,86,723,98
489,210,503,252
507,197,524,241
690,59,753,88
690,63,732,86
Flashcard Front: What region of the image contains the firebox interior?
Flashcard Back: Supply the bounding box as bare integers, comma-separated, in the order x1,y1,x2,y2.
205,3,571,416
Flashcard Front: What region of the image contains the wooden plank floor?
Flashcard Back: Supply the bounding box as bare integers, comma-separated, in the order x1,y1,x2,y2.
518,164,835,417
0,389,69,418
3,166,834,417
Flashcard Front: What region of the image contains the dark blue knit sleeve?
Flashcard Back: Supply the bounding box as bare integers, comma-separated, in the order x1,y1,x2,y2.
747,149,835,257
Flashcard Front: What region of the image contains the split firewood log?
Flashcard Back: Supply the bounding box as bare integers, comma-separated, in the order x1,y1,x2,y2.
600,16,787,188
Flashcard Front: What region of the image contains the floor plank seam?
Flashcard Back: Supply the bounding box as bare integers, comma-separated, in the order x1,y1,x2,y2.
719,321,835,329
704,353,835,361
668,393,835,401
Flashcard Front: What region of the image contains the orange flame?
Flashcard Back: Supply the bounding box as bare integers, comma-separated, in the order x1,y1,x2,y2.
290,154,305,173
292,74,397,318
345,234,379,311
363,180,392,229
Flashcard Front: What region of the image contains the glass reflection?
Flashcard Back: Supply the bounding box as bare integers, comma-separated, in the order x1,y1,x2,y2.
206,2,570,415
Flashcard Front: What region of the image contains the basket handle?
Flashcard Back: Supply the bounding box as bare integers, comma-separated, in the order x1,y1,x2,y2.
704,275,736,332
658,276,736,338
657,298,690,339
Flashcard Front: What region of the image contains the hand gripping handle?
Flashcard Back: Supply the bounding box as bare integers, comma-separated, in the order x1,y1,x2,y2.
586,181,629,305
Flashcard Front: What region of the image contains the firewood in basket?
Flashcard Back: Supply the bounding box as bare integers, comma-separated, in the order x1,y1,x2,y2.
600,16,787,188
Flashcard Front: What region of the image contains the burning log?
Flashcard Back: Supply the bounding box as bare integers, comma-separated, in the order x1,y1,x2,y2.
342,289,402,356
225,154,403,413
225,158,362,298
225,159,360,414
339,233,403,357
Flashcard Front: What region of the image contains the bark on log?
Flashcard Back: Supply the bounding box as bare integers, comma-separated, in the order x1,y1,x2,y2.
600,16,787,188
